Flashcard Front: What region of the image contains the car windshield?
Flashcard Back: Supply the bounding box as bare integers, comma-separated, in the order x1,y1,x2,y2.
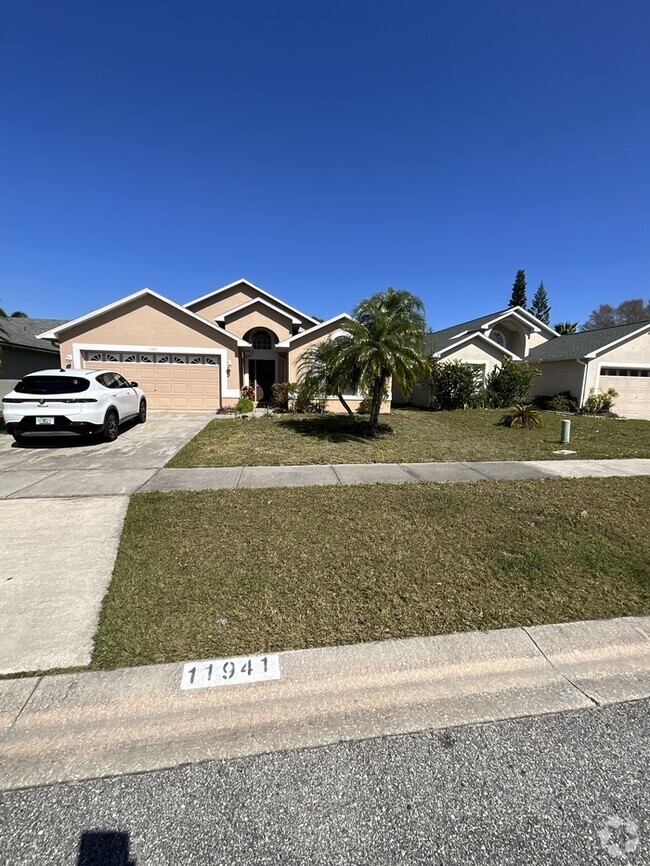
15,376,91,395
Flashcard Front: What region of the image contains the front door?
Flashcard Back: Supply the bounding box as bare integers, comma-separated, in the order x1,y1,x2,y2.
250,359,275,403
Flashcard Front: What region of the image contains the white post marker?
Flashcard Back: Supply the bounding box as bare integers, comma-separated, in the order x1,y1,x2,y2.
181,653,281,690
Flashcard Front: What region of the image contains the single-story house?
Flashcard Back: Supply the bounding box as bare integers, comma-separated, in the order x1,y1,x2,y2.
527,320,650,420
36,279,368,412
396,306,650,420
1,317,67,397
395,306,559,406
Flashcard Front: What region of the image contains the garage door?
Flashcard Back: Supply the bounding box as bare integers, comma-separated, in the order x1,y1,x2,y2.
599,368,650,420
82,351,221,410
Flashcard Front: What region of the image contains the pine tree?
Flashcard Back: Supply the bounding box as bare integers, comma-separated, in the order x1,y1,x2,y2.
508,270,527,308
529,281,551,324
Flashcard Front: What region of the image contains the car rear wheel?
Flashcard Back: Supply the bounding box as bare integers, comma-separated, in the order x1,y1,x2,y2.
137,399,147,424
12,433,27,445
103,409,119,442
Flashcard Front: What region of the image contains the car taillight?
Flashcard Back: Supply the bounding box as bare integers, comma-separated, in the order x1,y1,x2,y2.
2,398,22,403
66,398,98,403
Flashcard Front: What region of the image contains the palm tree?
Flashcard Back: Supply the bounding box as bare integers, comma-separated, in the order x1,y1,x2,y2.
298,338,359,416
554,321,578,335
335,287,430,427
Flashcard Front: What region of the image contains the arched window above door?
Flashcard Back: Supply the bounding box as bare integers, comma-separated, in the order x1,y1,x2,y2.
251,329,274,350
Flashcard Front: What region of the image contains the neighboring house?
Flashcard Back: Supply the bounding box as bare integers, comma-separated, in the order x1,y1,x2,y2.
527,320,650,420
36,279,364,412
1,317,67,398
396,306,650,420
396,306,558,407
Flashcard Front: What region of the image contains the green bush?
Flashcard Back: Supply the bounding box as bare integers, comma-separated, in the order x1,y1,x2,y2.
236,397,254,413
533,391,579,413
294,382,325,413
499,404,543,429
582,387,618,415
486,359,540,408
271,382,298,411
429,360,482,410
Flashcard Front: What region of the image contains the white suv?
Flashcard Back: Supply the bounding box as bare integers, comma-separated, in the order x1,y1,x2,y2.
2,369,147,444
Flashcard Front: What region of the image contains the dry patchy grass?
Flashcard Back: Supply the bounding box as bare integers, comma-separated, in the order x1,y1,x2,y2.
167,408,650,467
92,477,650,669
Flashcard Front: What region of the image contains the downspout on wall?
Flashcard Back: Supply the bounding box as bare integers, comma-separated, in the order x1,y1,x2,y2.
577,358,590,407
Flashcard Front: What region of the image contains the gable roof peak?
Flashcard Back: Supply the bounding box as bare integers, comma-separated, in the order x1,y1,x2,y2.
184,278,319,326
35,287,251,346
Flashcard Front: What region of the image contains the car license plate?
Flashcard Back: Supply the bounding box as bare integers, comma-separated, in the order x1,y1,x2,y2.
35,417,55,425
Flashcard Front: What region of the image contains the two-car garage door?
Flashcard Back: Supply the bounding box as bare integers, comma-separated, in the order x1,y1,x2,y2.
82,351,221,410
599,367,650,419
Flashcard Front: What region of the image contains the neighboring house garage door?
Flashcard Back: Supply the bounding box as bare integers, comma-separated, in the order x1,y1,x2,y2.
598,367,650,420
82,351,221,410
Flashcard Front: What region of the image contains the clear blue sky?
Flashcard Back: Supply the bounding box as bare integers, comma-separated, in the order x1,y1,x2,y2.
1,0,649,328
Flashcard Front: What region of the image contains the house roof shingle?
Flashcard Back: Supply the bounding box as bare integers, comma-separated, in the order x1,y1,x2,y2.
527,320,650,362
0,317,66,352
425,306,559,353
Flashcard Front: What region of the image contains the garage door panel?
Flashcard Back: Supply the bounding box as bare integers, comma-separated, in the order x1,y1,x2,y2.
81,352,221,410
599,373,650,419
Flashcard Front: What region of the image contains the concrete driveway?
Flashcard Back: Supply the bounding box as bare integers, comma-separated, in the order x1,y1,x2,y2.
0,410,213,498
0,411,213,674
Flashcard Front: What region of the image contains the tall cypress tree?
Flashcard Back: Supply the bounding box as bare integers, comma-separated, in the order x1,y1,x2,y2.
529,281,551,324
508,270,527,308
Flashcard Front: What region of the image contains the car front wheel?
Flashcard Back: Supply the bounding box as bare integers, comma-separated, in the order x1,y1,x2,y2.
103,409,119,442
137,399,147,424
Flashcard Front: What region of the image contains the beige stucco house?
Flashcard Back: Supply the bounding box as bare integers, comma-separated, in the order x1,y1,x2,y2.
397,306,558,407
527,320,650,420
397,306,650,420
37,279,364,412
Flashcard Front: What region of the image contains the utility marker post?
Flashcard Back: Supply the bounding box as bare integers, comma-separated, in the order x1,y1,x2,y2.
561,419,571,445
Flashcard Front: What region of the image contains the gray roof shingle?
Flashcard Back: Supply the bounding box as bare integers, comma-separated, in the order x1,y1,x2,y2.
0,317,66,352
425,308,513,352
527,320,650,362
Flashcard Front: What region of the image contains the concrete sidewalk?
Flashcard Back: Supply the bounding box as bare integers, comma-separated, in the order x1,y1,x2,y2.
139,457,650,493
2,457,649,499
1,615,648,791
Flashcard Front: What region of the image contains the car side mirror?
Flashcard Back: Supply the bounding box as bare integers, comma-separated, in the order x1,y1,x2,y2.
130,381,138,387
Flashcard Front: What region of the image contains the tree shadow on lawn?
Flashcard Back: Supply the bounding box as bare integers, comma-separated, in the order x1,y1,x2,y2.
276,415,392,443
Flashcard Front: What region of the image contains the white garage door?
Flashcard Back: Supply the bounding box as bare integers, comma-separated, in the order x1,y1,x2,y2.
599,367,650,419
82,351,221,410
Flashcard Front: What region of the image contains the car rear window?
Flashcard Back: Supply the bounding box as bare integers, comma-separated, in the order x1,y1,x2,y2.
15,376,91,394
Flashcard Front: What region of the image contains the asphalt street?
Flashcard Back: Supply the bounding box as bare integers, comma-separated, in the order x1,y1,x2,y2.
1,699,648,865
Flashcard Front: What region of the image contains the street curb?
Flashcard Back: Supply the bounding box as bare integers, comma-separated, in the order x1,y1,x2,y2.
0,614,648,791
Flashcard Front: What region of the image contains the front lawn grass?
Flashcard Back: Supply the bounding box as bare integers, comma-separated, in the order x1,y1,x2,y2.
91,477,650,669
167,408,650,467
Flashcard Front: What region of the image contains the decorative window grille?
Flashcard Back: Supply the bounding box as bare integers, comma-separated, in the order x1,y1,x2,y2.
251,330,273,350
157,355,169,364
139,354,153,363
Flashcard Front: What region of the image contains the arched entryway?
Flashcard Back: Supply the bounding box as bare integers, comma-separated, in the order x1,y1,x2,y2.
244,328,280,403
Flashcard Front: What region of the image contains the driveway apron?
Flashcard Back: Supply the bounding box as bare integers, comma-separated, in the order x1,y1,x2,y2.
0,412,213,674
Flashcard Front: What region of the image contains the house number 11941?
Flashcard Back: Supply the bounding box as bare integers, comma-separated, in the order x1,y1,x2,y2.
180,654,281,690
